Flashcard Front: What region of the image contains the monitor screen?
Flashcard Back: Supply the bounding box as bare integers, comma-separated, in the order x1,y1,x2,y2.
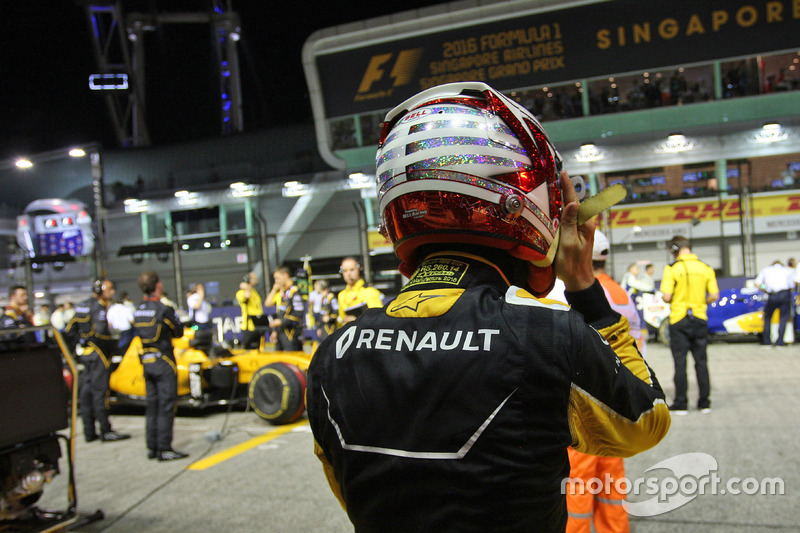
608,178,625,187
0,344,69,448
651,176,667,185
682,172,700,182
727,168,740,178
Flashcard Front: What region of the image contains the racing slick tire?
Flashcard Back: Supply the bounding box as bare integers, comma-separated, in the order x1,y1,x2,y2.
248,363,306,425
658,320,671,347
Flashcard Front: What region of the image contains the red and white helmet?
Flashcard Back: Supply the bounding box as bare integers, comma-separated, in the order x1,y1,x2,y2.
377,82,564,294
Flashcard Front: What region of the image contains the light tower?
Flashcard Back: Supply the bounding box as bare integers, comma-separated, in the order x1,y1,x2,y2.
83,0,243,146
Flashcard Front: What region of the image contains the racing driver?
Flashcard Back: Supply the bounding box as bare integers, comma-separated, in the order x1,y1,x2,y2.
306,82,671,532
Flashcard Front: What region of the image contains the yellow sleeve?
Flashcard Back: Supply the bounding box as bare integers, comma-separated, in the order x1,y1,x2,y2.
564,282,671,458
314,438,347,510
568,313,671,457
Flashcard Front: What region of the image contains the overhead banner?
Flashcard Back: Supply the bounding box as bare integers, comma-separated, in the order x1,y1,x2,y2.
315,0,800,117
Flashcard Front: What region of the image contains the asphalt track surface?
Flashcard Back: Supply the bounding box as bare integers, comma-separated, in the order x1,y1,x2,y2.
35,340,800,532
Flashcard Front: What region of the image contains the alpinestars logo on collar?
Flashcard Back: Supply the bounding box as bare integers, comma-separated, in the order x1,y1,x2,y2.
389,293,445,313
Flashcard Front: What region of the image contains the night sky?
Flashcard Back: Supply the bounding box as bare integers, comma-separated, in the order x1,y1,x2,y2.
0,0,451,159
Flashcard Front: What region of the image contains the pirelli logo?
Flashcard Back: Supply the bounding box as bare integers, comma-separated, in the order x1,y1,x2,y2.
355,48,424,102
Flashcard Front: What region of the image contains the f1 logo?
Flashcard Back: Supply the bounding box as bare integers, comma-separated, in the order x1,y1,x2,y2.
357,48,424,94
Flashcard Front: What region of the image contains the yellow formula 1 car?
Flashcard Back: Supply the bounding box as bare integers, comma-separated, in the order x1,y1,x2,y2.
108,329,312,425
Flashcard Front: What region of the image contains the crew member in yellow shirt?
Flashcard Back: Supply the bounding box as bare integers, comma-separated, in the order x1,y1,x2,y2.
236,271,264,349
337,257,383,324
659,235,719,415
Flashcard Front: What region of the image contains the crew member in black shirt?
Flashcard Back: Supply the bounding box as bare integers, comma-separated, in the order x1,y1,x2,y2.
65,278,130,443
132,271,188,461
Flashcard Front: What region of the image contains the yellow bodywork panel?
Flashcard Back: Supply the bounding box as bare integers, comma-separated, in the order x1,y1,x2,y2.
109,330,313,400
229,350,311,384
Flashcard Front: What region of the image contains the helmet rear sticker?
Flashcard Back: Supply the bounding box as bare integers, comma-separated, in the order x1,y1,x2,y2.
402,208,427,220
397,108,433,125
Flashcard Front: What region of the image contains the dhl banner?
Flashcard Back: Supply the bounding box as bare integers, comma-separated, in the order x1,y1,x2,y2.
364,193,800,251
607,192,800,243
368,230,393,253
314,0,800,118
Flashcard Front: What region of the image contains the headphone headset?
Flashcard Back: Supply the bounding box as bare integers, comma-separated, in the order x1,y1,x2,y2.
670,243,681,255
339,258,363,274
92,278,105,295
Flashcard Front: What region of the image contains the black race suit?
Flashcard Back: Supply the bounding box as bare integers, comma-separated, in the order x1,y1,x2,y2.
307,252,671,533
273,285,306,351
133,297,183,453
65,297,117,439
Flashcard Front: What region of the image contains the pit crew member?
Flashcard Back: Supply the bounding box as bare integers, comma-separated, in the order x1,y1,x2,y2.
337,257,383,324
133,270,188,461
267,265,306,351
65,278,130,443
